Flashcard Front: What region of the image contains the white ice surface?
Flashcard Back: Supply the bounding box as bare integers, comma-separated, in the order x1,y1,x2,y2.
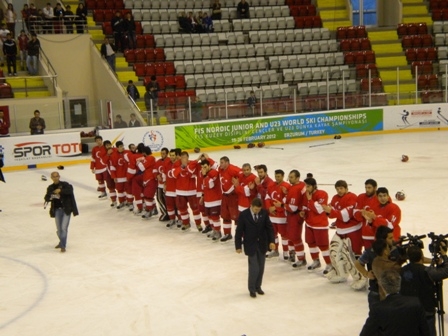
1,131,448,336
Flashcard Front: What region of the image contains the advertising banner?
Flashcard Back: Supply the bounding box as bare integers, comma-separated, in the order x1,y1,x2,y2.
383,103,448,130
174,109,383,149
98,125,175,153
0,133,82,167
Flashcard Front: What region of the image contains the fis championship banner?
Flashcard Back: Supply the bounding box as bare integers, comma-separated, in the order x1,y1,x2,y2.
98,125,175,153
175,109,383,149
0,133,82,167
383,103,448,130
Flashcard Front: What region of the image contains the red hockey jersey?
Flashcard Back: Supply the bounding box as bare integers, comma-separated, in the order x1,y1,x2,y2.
328,192,361,235
219,164,242,194
137,155,156,182
202,168,222,207
173,160,197,196
371,202,402,241
235,173,257,211
266,181,290,224
353,193,381,241
109,150,128,182
90,145,107,173
302,189,329,229
284,181,306,215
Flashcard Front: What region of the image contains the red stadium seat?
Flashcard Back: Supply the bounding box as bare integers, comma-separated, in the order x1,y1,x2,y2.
145,48,156,62
304,16,313,28
105,0,115,10
135,22,142,35
145,35,155,48
417,75,428,90
155,63,165,75
154,48,165,61
360,38,371,51
294,17,305,29
145,63,156,76
115,0,124,9
412,35,422,48
351,39,360,51
340,39,351,52
93,10,105,22
428,74,439,89
347,26,356,39
104,10,115,22
397,23,407,37
402,35,413,49
136,35,145,48
364,50,376,64
422,35,433,47
416,48,427,61
427,47,437,61
165,76,176,88
156,77,166,90
356,25,367,38
344,52,355,65
336,27,347,40
0,83,13,98
124,49,135,63
312,16,322,28
102,22,113,35
307,5,316,16
165,62,175,75
354,51,365,64
406,48,417,62
175,75,186,89
418,23,427,35
133,63,145,77
134,48,146,62
298,6,308,16
407,23,418,35
290,6,299,16
86,0,96,9
432,10,443,21
96,0,107,9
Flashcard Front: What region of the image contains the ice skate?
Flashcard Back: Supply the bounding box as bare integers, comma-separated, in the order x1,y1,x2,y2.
292,259,307,269
323,264,333,275
110,201,117,207
116,203,126,209
181,223,191,231
220,233,232,243
202,226,212,235
151,208,159,216
307,259,321,271
283,252,290,261
141,211,152,219
196,225,203,232
134,209,143,216
165,219,176,229
98,192,107,199
212,231,222,241
128,205,134,212
176,220,182,229
266,250,280,259
351,278,368,291
289,250,296,262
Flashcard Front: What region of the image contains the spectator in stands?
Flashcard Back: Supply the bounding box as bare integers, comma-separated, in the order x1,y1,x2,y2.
3,33,17,76
42,3,55,34
111,11,124,52
18,30,29,71
21,4,31,33
237,0,250,19
122,12,136,50
75,3,87,34
64,5,74,34
5,3,16,38
191,96,203,122
187,12,198,33
53,3,64,34
129,113,141,127
27,4,40,34
27,32,40,75
100,37,116,72
0,110,10,137
0,24,10,67
145,75,160,110
202,13,213,32
196,12,204,33
247,91,256,116
211,0,222,20
126,80,140,101
29,110,46,135
178,12,191,33
114,114,128,128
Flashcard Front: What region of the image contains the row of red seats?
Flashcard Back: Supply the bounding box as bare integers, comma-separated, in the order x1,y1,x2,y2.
417,75,439,90
356,64,378,79
285,0,312,5
397,23,428,37
405,48,437,62
289,5,316,17
158,91,196,107
294,16,322,29
360,78,383,93
336,26,367,40
401,35,433,49
302,94,387,111
431,9,448,21
103,22,143,35
429,0,448,10
421,90,444,103
344,51,376,65
86,0,124,10
133,62,175,77
143,75,186,90
411,61,434,75
94,9,131,23
125,48,165,63
340,38,371,52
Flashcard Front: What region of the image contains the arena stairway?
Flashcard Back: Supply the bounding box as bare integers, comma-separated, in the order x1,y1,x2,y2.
317,0,351,31
368,30,419,105
401,0,433,25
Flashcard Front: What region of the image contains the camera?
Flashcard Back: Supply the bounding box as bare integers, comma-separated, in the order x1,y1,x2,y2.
389,233,426,262
428,232,448,258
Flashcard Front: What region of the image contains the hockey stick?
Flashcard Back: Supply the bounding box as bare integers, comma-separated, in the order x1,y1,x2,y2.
265,146,284,150
309,142,335,148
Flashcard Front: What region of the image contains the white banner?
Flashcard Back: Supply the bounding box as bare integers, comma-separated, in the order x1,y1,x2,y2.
0,133,82,167
383,103,448,130
98,125,176,153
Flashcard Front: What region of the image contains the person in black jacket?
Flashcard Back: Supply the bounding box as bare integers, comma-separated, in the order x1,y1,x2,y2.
235,197,275,298
100,37,116,71
2,33,17,76
122,12,136,50
26,32,40,75
111,11,123,52
44,172,79,253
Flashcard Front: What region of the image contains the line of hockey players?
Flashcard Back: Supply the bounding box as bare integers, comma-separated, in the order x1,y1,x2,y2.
90,136,402,290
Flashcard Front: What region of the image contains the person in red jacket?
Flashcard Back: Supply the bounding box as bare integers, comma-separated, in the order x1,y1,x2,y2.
218,156,242,242
363,187,402,241
301,177,332,273
163,148,181,228
0,110,10,136
124,143,143,212
195,153,217,235
323,180,363,284
135,146,157,218
253,164,275,203
265,169,290,260
102,140,117,206
201,159,222,240
154,147,169,221
109,141,128,209
353,179,380,249
90,136,108,199
233,163,257,213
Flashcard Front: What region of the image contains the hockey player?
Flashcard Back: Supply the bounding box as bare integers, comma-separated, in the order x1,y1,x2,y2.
109,141,128,209
90,136,108,199
201,159,222,240
253,164,275,202
173,151,202,231
163,148,181,228
218,156,242,242
135,146,157,219
124,143,144,212
102,140,117,207
301,177,332,273
233,163,257,213
353,179,380,249
363,187,402,241
274,169,307,267
195,153,217,235
155,147,169,221
323,180,363,284
265,169,290,259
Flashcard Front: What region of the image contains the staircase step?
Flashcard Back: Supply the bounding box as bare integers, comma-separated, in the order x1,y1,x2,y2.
401,0,425,3
372,43,403,54
368,30,398,42
319,9,348,20
384,83,416,93
380,69,413,81
402,5,428,15
402,16,433,24
117,71,138,82
6,78,45,89
14,91,52,98
317,0,346,8
376,56,408,68
322,20,352,30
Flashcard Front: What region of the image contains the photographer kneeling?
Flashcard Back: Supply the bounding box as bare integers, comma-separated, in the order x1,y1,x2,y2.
401,243,448,336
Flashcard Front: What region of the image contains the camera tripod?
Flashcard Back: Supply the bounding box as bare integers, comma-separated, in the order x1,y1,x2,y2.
435,280,445,336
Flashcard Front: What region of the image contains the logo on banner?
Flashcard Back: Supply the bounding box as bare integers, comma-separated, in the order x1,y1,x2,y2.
13,141,81,161
142,130,164,152
397,108,444,129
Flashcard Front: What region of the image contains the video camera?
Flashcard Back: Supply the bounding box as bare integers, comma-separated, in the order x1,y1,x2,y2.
428,232,448,260
390,233,426,262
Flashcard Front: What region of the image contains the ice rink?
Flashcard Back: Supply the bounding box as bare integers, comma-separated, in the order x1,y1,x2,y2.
1,130,448,336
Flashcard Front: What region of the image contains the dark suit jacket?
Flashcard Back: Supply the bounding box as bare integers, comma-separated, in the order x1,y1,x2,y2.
360,293,430,336
235,208,275,256
44,181,79,218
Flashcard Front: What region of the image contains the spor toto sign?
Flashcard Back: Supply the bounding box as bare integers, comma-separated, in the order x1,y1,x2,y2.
13,141,82,160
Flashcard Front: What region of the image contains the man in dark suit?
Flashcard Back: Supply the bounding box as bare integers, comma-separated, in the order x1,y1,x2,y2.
235,197,275,298
360,269,430,336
